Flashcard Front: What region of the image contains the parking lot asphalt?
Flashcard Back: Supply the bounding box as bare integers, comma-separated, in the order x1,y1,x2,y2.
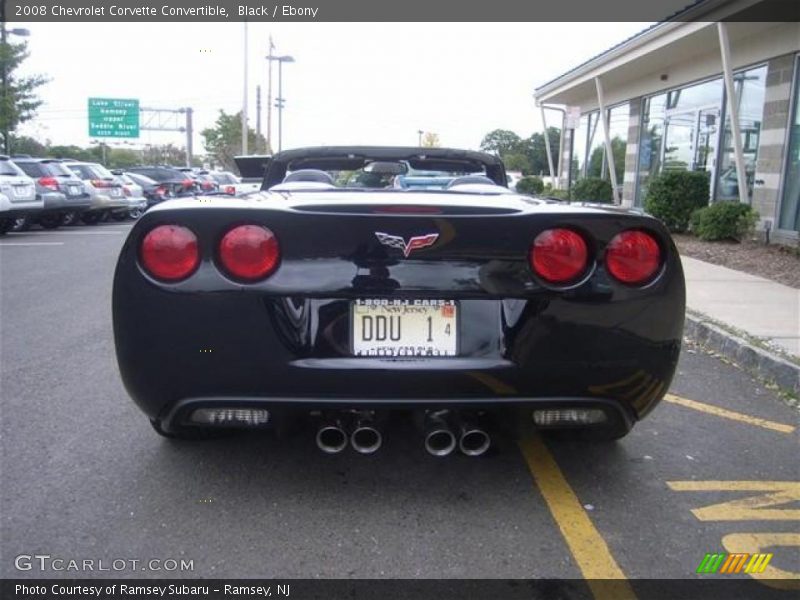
1,224,798,596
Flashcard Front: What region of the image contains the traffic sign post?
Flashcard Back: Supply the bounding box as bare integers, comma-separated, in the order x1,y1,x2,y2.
88,98,140,138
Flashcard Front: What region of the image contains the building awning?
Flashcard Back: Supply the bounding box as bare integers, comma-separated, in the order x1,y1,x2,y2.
533,0,791,109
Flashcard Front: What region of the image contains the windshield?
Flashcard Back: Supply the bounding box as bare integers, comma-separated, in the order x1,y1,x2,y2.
43,161,76,177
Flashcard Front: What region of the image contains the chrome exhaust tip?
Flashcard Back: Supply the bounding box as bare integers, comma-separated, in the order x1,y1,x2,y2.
459,427,491,457
316,424,348,454
425,429,457,456
351,425,383,454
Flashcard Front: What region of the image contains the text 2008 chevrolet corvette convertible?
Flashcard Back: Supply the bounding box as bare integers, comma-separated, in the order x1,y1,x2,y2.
113,147,684,455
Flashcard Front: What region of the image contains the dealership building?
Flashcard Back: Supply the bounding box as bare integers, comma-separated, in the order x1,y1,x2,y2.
534,0,800,243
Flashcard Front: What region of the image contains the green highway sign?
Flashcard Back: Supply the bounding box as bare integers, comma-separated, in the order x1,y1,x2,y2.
88,97,140,138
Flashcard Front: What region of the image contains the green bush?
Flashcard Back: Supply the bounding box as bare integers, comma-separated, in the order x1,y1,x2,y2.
571,177,613,203
690,202,759,241
516,176,544,195
644,170,709,232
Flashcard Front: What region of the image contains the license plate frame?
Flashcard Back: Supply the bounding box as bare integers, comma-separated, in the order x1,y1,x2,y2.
350,299,458,358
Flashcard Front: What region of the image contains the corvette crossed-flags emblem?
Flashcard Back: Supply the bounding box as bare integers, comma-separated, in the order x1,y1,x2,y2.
374,232,439,257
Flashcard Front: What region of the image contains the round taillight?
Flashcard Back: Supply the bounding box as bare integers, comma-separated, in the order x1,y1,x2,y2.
606,230,661,285
140,225,199,281
529,228,589,284
219,225,280,281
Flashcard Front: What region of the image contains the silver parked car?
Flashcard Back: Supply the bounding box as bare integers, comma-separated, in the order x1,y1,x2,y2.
62,161,129,224
0,155,41,234
12,157,93,229
110,170,147,220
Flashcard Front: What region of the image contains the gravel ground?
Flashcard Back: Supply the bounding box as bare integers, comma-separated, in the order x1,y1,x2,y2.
673,233,800,289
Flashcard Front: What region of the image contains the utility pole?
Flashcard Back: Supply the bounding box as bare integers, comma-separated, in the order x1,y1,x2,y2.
266,35,275,154
256,85,262,153
185,107,193,167
417,130,423,146
241,22,249,155
1,16,7,155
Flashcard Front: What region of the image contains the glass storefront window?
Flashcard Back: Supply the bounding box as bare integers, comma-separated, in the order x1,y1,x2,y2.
716,64,768,202
778,59,800,232
636,94,667,205
570,113,591,182
585,112,604,178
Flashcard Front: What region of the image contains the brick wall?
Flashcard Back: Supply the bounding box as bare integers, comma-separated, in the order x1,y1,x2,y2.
621,98,642,208
752,53,796,239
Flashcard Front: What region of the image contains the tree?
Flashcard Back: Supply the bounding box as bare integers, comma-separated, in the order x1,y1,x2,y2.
479,129,522,156
0,33,48,154
520,128,561,177
587,136,626,183
8,134,46,156
502,152,531,173
421,132,440,148
47,145,95,161
201,110,266,171
107,148,141,169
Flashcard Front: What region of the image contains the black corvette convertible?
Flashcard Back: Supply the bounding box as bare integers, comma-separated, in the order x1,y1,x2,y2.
112,146,685,455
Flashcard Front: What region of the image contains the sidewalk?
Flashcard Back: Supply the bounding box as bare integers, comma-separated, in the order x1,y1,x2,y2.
680,255,800,393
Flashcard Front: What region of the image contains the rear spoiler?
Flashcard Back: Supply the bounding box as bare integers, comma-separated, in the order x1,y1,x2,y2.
233,155,271,181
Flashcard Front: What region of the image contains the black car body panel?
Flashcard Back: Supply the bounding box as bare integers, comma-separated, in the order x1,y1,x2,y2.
113,151,685,438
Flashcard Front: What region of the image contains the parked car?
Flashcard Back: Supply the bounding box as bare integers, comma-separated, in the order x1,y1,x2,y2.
113,146,685,449
12,157,92,229
62,161,130,224
124,172,174,207
0,155,41,234
110,171,148,220
175,167,218,193
127,166,195,196
209,171,244,195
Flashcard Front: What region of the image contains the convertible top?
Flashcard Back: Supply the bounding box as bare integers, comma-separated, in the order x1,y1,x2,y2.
261,146,508,189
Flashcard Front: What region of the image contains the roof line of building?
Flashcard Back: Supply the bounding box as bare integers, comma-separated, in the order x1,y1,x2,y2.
532,0,754,101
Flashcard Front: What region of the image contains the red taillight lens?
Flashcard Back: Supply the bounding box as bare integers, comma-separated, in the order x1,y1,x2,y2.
91,178,112,188
140,225,199,282
605,230,661,285
182,178,194,189
529,228,589,284
38,176,59,190
219,225,280,281
224,185,236,195
155,185,168,197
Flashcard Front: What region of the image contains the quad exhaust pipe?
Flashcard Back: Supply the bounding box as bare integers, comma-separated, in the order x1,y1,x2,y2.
315,412,383,455
315,418,348,454
423,411,490,457
350,418,383,454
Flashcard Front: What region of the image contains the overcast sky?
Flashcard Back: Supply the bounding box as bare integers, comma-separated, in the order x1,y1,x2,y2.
15,22,650,154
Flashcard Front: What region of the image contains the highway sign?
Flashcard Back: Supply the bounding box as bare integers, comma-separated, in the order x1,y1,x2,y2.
88,98,140,138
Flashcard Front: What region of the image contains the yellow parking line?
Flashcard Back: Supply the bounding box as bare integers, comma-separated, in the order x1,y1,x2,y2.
663,394,795,434
519,435,636,600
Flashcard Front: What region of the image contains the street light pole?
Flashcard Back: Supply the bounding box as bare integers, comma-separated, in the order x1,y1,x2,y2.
271,55,294,153
241,22,249,155
417,130,423,146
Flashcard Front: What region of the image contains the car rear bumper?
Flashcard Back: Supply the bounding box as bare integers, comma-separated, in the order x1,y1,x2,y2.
158,394,635,435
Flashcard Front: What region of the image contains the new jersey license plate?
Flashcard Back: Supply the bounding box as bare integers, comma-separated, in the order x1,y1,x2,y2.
352,299,457,357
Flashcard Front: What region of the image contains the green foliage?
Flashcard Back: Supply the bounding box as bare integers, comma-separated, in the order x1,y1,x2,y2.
690,202,759,241
0,38,49,153
516,176,544,195
201,110,266,171
47,144,97,162
479,128,561,178
479,129,522,156
571,177,613,203
503,152,530,173
644,170,710,232
106,148,141,169
9,134,46,156
587,137,626,183
542,184,570,200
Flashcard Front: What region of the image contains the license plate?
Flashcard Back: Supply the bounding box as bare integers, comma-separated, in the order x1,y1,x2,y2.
13,185,32,197
352,299,457,357
68,185,82,195
110,188,122,197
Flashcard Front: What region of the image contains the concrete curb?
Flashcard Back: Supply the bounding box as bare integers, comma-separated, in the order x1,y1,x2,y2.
684,313,800,396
